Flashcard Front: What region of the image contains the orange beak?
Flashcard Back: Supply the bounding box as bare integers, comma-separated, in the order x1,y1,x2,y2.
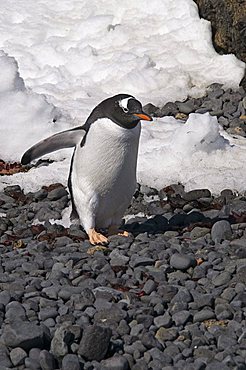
134,113,153,121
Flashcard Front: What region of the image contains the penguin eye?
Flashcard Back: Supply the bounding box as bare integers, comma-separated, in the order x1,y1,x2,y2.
122,107,129,113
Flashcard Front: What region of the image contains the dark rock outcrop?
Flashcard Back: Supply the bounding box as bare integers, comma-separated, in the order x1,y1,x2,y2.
193,0,246,88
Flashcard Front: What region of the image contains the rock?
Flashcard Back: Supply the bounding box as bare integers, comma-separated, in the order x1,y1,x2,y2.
0,344,12,368
212,271,231,286
9,347,27,366
177,100,195,114
5,301,26,321
78,324,112,361
170,253,196,271
190,226,210,240
193,0,246,88
193,309,216,323
50,323,73,358
39,350,55,370
1,321,49,351
143,103,158,116
130,256,155,268
155,327,178,343
62,354,81,370
156,102,178,117
142,279,157,294
217,334,237,350
47,187,67,201
101,355,130,370
211,220,232,243
141,332,163,350
109,249,130,266
172,310,191,326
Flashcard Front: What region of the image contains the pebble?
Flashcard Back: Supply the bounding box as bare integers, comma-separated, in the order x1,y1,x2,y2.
39,350,55,370
170,253,196,271
212,271,231,287
78,324,112,361
101,355,130,370
9,347,27,366
62,354,81,370
211,220,232,243
193,309,216,323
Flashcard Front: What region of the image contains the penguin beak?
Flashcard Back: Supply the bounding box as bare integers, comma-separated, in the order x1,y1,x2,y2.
134,113,153,121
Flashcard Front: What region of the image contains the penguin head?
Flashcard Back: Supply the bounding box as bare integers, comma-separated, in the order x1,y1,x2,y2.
103,94,153,129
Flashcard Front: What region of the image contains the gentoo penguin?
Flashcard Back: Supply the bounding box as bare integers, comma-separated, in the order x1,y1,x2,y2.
21,94,152,245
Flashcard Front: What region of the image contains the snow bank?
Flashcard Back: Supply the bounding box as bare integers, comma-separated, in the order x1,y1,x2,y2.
0,51,70,162
0,0,244,112
139,114,246,193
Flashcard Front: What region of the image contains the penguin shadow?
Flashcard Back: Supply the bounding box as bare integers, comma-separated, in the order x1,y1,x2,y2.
123,211,235,237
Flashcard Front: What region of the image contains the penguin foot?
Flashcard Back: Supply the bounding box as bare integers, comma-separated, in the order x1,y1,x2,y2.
88,228,108,245
108,226,129,237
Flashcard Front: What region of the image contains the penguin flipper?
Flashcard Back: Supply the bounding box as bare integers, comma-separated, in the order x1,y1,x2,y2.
21,127,85,165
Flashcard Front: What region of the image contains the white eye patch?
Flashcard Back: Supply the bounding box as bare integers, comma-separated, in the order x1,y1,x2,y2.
119,97,134,113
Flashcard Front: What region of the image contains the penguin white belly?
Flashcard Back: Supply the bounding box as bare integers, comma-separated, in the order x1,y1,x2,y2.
71,119,141,232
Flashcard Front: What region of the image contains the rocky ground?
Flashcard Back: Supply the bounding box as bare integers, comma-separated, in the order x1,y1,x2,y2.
0,85,246,370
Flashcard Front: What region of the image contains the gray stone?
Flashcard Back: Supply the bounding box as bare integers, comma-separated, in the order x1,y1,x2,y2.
156,102,178,117
25,356,41,369
130,256,155,268
190,227,210,240
78,324,112,361
9,347,27,366
170,253,196,270
39,350,55,370
0,291,10,305
155,327,178,342
62,354,81,370
183,189,211,201
1,321,49,351
192,293,214,309
142,279,157,294
193,309,215,323
35,206,61,222
47,187,67,201
177,101,195,114
130,323,144,337
132,359,149,370
172,310,191,326
109,249,130,266
0,344,12,368
141,332,163,350
101,355,129,370
94,305,126,326
50,323,73,358
5,301,26,321
215,304,233,320
39,307,58,321
212,271,231,286
211,220,232,243
154,313,172,329
217,334,237,350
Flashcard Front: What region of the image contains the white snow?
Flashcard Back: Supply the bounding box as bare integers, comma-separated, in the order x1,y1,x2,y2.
0,0,245,196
